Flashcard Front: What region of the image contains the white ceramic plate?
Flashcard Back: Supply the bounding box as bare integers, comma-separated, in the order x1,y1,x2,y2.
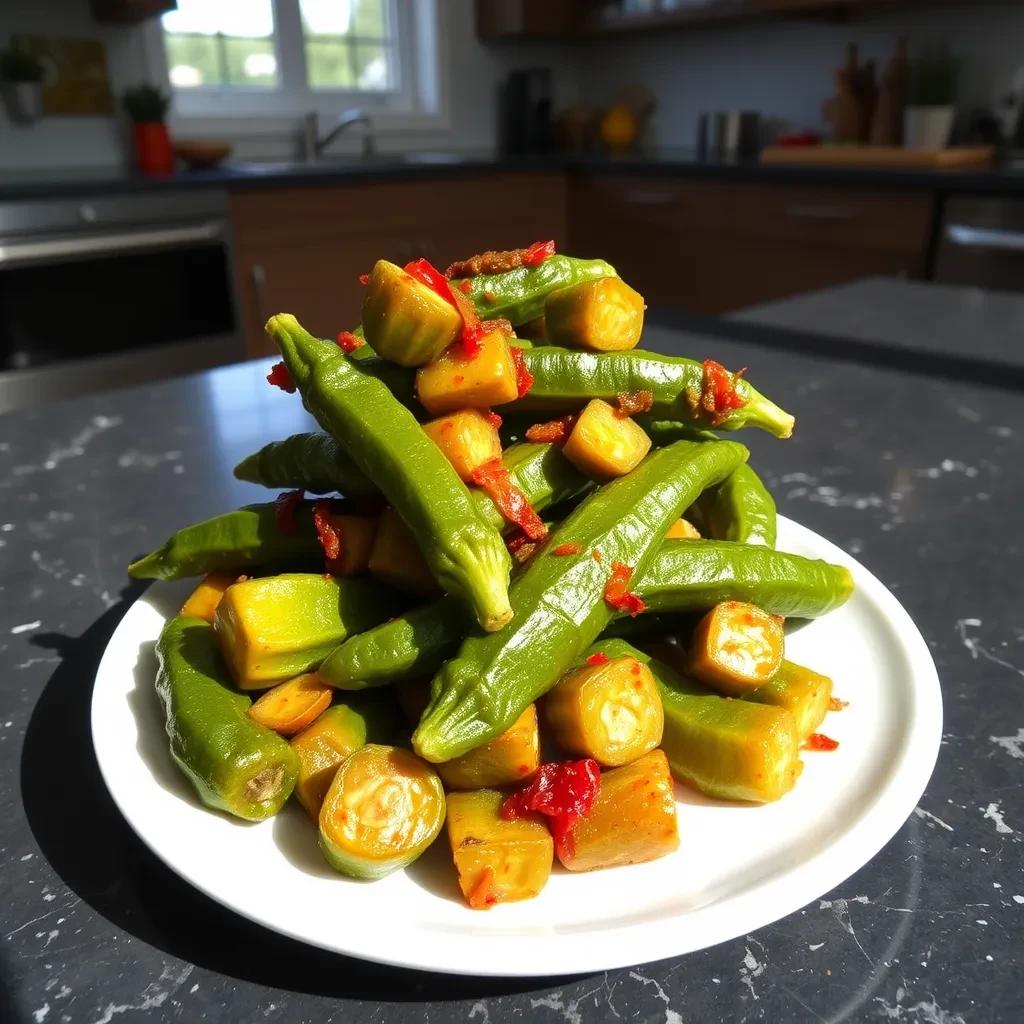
91,517,941,977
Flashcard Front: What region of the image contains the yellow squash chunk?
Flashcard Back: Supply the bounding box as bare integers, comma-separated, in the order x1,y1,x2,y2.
319,744,446,879
665,517,701,540
437,705,540,790
421,409,502,482
745,660,833,740
368,507,441,596
180,571,237,622
416,329,519,416
361,259,462,366
545,656,663,767
689,601,784,696
562,399,652,480
544,276,646,352
446,788,553,908
559,749,679,872
248,673,333,736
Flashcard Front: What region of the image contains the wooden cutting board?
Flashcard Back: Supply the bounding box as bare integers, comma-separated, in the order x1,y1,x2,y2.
761,145,995,169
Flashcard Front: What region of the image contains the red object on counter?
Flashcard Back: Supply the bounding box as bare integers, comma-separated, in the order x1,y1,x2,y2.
133,122,174,176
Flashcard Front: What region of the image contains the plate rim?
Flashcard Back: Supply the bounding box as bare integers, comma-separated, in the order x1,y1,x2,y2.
90,516,943,977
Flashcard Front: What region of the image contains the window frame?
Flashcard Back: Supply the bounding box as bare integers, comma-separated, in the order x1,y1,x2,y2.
142,0,447,139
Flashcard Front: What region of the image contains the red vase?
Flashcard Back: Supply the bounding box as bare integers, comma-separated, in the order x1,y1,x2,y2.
133,121,174,176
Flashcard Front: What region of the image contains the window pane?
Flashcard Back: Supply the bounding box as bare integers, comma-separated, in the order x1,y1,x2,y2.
351,0,389,38
224,37,278,86
354,42,389,91
163,0,274,38
305,40,355,90
166,34,222,88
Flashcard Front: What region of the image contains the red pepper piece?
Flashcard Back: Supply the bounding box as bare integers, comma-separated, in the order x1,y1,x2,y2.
524,414,576,446
459,279,472,293
501,758,600,860
484,410,503,429
828,698,849,712
604,560,645,617
592,548,603,562
522,239,556,267
552,543,582,557
471,459,548,541
404,257,458,307
358,273,369,285
336,330,365,353
509,345,534,398
701,359,747,423
615,389,654,417
312,499,345,572
274,489,304,535
586,652,610,667
266,361,296,393
805,733,840,751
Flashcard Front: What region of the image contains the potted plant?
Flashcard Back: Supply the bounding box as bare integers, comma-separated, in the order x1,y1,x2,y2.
123,84,173,176
905,44,960,149
0,40,45,124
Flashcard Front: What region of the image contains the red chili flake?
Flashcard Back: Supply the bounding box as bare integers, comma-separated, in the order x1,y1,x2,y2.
358,273,369,286
524,414,577,446
509,345,534,398
274,489,304,534
604,560,645,617
471,459,547,541
805,733,840,751
586,652,610,667
522,239,556,267
312,499,345,571
828,698,849,712
266,361,296,393
484,409,503,429
501,758,601,861
630,662,641,675
482,290,497,304
506,530,539,564
453,374,466,385
459,279,472,293
552,543,582,557
615,389,654,417
336,330,365,353
700,359,747,424
467,866,498,909
592,548,604,563
518,763,530,774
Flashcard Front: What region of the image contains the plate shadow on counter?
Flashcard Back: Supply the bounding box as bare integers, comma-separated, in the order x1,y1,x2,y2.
19,589,583,1001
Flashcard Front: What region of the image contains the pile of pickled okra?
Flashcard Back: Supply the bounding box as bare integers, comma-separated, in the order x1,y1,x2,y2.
130,242,853,908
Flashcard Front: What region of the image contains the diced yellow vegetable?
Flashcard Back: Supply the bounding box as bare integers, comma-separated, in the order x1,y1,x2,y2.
562,399,652,480
248,673,333,736
416,329,519,415
689,601,784,696
446,788,553,908
437,705,540,789
665,517,701,540
290,704,372,819
544,276,646,352
745,660,833,740
361,259,461,366
421,409,502,482
368,507,440,595
559,749,679,872
180,571,237,622
545,656,663,767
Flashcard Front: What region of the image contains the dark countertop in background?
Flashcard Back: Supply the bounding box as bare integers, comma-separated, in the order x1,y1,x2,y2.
3,148,1024,201
2,287,1023,1023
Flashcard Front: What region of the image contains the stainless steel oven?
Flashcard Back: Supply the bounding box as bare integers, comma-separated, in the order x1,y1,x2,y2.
934,195,1024,293
0,188,244,413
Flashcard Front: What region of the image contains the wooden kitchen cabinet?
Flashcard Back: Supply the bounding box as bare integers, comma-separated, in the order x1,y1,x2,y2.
231,173,566,356
568,175,935,314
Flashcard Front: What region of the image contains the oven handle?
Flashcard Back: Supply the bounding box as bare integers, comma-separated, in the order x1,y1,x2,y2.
0,220,227,267
945,223,1024,252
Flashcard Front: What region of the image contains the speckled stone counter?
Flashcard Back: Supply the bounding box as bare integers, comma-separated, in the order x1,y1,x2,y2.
2,310,1022,1022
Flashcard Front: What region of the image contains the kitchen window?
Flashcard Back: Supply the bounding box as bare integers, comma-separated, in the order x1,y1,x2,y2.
152,0,442,130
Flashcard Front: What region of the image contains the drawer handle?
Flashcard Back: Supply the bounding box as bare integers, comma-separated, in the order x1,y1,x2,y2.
785,204,859,222
622,189,680,206
946,224,1024,252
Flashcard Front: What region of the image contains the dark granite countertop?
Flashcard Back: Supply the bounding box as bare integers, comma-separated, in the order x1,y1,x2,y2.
2,290,1023,1022
3,149,1024,201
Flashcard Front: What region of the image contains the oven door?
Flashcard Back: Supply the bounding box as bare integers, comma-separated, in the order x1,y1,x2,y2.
0,212,243,412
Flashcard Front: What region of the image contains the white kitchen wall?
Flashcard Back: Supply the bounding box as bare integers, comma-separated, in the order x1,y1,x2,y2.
574,1,1024,149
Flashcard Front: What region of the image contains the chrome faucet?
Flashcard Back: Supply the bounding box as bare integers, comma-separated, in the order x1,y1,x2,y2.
301,109,375,161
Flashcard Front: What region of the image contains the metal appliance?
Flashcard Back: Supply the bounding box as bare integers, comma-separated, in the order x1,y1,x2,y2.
0,188,243,413
934,195,1024,293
